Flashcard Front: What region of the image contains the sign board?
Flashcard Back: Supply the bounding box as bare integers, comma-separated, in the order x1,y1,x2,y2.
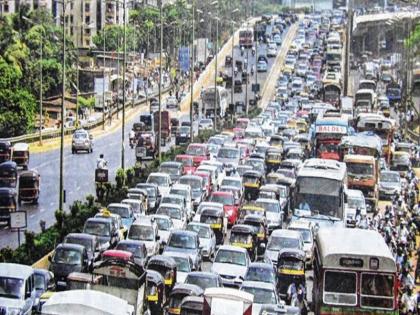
315,125,347,134
10,211,27,229
95,169,109,183
178,47,190,73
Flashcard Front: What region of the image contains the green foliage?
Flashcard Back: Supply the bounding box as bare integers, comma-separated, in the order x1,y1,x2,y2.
78,96,95,109
92,25,139,52
405,22,420,54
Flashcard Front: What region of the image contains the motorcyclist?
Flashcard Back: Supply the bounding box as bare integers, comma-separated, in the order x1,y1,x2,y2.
250,65,254,76
97,154,108,170
400,285,417,315
129,129,136,148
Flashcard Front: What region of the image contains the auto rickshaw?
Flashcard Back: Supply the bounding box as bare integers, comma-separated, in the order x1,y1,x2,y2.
259,184,286,202
167,284,203,315
241,71,249,84
296,119,308,133
265,148,283,173
269,135,284,148
243,170,263,201
235,60,243,72
146,270,166,315
12,143,29,170
266,172,284,185
147,255,177,297
18,170,40,205
0,141,12,163
0,187,17,227
229,224,258,261
243,214,268,255
200,208,226,245
276,248,306,302
0,161,17,188
180,296,204,315
238,204,265,223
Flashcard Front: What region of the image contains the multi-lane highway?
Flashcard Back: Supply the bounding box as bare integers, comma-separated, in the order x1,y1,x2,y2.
0,19,296,249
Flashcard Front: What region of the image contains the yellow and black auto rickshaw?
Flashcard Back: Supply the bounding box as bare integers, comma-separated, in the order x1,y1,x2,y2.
277,248,306,302
0,141,12,163
0,161,17,188
167,284,203,315
265,147,283,173
229,224,258,261
18,170,40,205
269,135,284,148
12,143,30,170
0,187,17,227
147,255,177,297
242,214,268,255
180,296,204,315
238,204,265,223
146,270,166,315
243,170,263,201
200,208,226,245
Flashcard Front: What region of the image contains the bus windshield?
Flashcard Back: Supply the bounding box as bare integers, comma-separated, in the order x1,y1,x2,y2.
295,177,342,218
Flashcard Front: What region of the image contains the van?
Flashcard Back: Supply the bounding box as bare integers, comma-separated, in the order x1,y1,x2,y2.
0,263,37,314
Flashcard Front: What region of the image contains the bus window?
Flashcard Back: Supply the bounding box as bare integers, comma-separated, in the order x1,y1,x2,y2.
324,271,357,306
361,273,394,309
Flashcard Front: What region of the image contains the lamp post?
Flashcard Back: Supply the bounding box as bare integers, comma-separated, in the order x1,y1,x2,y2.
158,0,163,162
102,26,107,129
231,9,239,110
121,0,127,170
211,1,219,131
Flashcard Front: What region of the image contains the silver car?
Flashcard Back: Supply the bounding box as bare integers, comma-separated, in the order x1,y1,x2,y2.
187,222,217,260
71,129,93,154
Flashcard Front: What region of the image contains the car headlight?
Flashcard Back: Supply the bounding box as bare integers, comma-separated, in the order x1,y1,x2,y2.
8,308,22,315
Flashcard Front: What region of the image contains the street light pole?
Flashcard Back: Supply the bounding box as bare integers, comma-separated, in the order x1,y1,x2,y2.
40,33,43,145
59,0,67,212
213,12,219,131
102,27,106,129
121,0,127,170
190,0,196,142
158,0,163,162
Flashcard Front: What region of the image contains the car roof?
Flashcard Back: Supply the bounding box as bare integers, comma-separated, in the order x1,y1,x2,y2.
241,280,276,291
0,263,33,279
170,229,197,237
217,245,248,253
271,229,302,238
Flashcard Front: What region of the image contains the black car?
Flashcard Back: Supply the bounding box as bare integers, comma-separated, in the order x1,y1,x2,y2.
185,271,223,290
49,243,90,289
82,217,119,250
64,233,100,262
176,126,191,145
115,240,148,267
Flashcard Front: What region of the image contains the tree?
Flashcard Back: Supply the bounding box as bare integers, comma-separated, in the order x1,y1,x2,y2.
92,25,139,52
405,22,420,55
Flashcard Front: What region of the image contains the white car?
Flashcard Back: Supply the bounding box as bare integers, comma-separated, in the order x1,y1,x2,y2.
151,214,174,246
165,96,179,109
146,172,172,197
240,281,279,315
198,119,214,131
345,189,367,227
267,43,277,57
187,222,217,260
126,221,160,257
287,220,315,265
211,245,250,287
170,184,193,220
156,203,186,230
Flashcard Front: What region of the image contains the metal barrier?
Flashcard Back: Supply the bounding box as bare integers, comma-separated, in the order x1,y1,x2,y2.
0,85,173,145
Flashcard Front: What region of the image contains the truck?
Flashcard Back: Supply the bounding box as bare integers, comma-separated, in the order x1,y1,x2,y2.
153,110,171,145
343,154,379,212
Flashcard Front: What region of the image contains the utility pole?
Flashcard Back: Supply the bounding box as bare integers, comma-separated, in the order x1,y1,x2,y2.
121,0,127,170
102,28,106,130
40,29,44,145
59,0,67,212
344,0,353,96
213,13,219,131
190,0,195,142
158,0,163,162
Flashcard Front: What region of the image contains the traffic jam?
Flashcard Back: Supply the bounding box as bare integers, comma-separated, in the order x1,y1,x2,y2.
1,8,419,315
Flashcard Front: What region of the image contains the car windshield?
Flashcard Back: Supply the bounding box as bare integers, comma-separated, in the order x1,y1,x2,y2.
53,248,82,265
221,179,241,188
162,196,182,205
168,233,197,249
187,224,211,238
0,277,24,299
230,232,252,244
180,178,201,190
176,157,193,167
257,201,280,213
116,243,146,258
210,194,234,205
160,166,179,175
380,172,400,183
179,127,190,134
65,237,93,251
348,197,365,209
137,185,156,198
147,175,168,186
245,267,275,283
84,221,110,237
185,275,217,290
267,236,300,251
155,217,171,231
215,249,246,266
73,132,88,139
242,287,277,305
186,146,206,156
128,225,154,241
217,148,239,159
347,163,374,177
34,273,45,290
157,207,181,220
172,257,191,272
108,206,130,219
289,228,312,243
170,189,187,199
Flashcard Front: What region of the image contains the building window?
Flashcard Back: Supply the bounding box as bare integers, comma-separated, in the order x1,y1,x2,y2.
4,4,9,12
70,2,73,10
85,40,90,47
70,15,74,24
85,28,91,35
85,16,90,23
85,3,90,12
70,27,74,36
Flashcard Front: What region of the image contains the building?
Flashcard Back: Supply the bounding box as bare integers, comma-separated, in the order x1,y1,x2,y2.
0,0,53,15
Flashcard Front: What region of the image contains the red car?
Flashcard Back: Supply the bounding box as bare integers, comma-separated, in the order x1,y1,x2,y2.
194,171,213,198
175,154,196,175
209,191,239,226
186,143,210,167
